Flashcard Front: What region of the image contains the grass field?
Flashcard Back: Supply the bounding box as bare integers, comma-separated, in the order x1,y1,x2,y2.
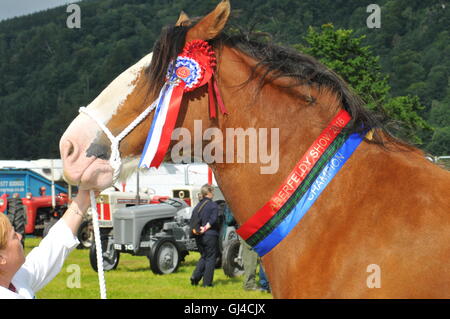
24,237,272,299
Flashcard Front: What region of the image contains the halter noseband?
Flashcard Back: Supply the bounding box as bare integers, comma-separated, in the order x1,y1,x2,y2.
79,40,225,183
79,100,158,183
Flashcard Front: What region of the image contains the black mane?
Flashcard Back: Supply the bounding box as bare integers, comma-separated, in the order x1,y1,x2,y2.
146,23,403,148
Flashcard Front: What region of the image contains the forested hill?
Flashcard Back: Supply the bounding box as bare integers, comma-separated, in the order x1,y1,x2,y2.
0,0,448,159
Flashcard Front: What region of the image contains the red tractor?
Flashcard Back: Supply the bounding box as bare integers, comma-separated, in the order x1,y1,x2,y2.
0,169,71,242
24,190,70,236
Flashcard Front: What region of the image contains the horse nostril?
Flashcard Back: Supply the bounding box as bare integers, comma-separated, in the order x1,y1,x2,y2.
67,143,74,157
86,143,111,160
62,139,77,161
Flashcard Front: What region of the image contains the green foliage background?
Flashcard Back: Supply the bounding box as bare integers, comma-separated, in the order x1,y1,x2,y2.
0,0,448,158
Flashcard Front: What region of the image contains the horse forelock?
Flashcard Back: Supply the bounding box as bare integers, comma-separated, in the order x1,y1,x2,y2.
145,24,191,99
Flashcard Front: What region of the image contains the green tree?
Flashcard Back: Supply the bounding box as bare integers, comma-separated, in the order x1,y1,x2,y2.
426,127,450,156
295,24,431,145
424,98,450,156
383,96,430,144
428,98,450,128
295,24,391,111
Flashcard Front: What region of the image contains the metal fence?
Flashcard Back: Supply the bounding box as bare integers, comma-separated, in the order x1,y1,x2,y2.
426,156,450,170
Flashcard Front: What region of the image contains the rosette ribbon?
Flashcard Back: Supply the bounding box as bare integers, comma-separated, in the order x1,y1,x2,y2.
139,40,227,169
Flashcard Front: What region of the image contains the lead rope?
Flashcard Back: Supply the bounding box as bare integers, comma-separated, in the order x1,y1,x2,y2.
79,100,158,300
90,191,107,299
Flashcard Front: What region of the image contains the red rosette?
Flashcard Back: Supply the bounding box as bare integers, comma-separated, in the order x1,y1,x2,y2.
181,40,217,91
176,66,191,79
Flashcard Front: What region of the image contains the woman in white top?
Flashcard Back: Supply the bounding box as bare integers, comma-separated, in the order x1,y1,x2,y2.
0,190,91,299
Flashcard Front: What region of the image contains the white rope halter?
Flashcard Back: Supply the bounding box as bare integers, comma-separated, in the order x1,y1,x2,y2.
89,191,107,299
79,100,157,299
79,102,157,183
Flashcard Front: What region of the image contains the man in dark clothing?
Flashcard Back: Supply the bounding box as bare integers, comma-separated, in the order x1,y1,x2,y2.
190,184,220,287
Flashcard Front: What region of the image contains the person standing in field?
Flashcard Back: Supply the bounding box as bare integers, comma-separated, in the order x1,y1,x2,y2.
190,184,220,287
0,190,92,299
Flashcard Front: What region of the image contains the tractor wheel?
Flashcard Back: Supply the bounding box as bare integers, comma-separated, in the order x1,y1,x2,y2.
77,220,94,249
149,238,181,275
89,233,120,272
7,198,26,246
43,217,58,238
222,239,244,278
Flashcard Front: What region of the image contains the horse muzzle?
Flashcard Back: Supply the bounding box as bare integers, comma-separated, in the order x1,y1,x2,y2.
59,114,114,190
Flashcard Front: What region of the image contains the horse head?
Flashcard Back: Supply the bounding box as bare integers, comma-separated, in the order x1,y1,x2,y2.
59,50,152,189
60,1,234,190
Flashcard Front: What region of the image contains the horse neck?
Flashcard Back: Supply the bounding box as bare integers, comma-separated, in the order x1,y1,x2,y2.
210,47,344,225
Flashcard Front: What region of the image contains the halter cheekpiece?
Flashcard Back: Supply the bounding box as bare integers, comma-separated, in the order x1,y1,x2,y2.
79,40,227,183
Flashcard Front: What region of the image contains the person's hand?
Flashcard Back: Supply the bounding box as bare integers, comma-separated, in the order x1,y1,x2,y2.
200,223,210,234
72,190,99,213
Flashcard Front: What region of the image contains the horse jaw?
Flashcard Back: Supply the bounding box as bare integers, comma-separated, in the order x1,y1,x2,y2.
60,53,153,190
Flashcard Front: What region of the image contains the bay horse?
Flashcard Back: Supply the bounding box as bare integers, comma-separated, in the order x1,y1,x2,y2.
60,1,450,298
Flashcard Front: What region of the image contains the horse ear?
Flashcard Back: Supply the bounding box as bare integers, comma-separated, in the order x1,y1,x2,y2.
175,11,191,27
186,0,230,42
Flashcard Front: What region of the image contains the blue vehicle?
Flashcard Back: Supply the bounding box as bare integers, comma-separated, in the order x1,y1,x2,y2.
0,168,67,199
0,168,69,236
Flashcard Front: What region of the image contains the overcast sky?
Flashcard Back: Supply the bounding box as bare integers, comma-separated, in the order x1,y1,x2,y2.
0,0,83,21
